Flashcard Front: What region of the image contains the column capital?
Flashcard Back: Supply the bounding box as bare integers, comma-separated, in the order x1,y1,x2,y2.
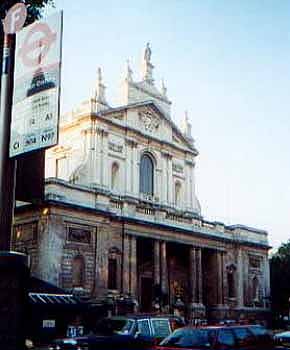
96,127,109,136
185,159,195,167
125,137,138,147
161,151,173,159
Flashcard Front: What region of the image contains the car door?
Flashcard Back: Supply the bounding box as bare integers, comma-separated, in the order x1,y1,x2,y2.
215,328,237,350
231,328,256,350
150,318,171,340
137,318,153,337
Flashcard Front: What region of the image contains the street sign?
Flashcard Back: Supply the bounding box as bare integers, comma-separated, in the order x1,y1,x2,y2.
3,3,27,34
9,11,63,158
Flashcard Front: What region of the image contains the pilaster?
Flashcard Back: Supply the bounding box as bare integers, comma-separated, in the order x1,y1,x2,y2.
130,236,137,298
237,249,244,307
132,141,139,196
95,128,102,185
123,234,130,294
167,155,173,205
125,139,132,194
161,153,167,204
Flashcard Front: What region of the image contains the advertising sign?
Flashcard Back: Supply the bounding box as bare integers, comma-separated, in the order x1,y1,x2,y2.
9,12,63,157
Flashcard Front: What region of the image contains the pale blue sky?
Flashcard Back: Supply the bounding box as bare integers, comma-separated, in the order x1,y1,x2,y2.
50,0,290,249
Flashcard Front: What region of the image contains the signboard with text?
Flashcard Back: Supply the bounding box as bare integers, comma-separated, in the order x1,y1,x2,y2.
9,11,63,157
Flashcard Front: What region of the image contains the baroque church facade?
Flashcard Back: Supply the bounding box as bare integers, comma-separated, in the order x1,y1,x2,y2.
13,44,270,322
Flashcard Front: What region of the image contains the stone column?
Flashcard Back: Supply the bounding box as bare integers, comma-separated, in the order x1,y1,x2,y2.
263,254,270,307
130,236,137,298
122,234,130,294
216,251,224,305
189,247,203,304
189,247,197,303
237,248,244,307
196,248,203,304
154,240,161,286
160,241,168,298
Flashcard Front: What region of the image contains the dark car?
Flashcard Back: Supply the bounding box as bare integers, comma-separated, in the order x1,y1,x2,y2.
48,315,184,350
156,324,274,350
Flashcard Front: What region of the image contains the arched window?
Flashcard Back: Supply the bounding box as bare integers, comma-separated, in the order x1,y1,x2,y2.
140,154,154,195
174,181,182,206
72,255,85,288
111,162,119,190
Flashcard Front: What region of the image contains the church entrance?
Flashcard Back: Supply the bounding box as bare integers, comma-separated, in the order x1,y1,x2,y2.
137,237,154,312
140,277,153,312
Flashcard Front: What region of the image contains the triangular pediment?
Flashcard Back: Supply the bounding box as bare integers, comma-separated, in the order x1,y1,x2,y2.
134,102,197,153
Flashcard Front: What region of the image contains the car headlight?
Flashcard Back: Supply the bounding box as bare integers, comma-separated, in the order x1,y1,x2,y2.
56,346,61,350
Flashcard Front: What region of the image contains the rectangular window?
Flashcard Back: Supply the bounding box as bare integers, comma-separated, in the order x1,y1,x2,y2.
68,226,91,244
13,222,38,241
151,319,171,338
137,320,151,336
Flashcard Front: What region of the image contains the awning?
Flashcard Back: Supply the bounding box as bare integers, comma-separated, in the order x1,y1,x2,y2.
29,293,79,305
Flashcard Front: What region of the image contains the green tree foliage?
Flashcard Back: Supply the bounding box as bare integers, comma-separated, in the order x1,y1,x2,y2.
270,240,290,317
0,0,54,24
0,0,55,81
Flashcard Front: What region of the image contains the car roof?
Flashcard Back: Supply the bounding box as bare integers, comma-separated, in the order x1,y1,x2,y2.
175,325,264,331
109,314,182,320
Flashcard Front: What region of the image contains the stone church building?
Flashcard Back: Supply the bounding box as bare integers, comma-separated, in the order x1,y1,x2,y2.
13,44,270,322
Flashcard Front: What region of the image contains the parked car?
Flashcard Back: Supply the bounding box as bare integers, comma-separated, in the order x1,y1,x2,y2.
155,324,274,350
274,330,290,347
48,314,184,350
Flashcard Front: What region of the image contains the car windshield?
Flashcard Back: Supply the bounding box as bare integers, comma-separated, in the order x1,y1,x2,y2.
94,319,133,335
160,328,215,348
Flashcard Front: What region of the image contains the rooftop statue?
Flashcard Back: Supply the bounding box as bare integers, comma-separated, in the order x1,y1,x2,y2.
144,42,152,63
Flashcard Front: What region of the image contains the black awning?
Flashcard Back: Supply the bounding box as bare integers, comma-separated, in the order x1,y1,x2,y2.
29,293,80,305
29,276,69,294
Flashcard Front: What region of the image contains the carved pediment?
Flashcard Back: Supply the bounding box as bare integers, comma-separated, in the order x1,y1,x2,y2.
138,108,160,132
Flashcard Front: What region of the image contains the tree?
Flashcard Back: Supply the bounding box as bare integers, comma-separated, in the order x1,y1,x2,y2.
0,0,55,87
270,240,290,320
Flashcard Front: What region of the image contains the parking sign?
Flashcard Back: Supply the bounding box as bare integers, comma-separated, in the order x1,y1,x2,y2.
9,11,63,157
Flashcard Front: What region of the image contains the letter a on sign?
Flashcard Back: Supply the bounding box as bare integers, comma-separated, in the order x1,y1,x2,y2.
9,12,63,158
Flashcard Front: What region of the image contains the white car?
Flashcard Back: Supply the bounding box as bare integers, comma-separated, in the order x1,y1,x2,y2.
274,331,290,347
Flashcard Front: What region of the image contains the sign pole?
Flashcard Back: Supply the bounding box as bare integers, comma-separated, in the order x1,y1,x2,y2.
0,33,16,250
0,5,29,350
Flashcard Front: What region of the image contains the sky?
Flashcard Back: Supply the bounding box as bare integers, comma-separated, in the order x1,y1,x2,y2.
48,0,290,250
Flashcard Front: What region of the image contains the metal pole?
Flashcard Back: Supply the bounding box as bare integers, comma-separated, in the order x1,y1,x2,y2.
0,33,16,250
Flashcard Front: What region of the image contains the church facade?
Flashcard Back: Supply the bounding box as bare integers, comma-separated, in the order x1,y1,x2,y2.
13,45,270,322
